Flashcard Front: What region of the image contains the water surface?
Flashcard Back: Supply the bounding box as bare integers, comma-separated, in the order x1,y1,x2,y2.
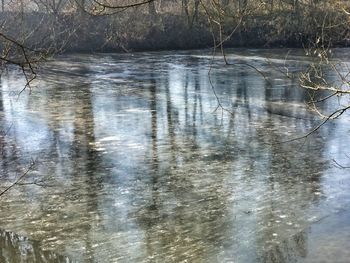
0,49,349,262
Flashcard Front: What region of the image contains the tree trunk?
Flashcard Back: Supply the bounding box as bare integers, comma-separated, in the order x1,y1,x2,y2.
191,0,200,26
182,0,190,25
148,1,157,16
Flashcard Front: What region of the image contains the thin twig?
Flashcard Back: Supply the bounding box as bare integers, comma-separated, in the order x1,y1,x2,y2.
279,104,350,144
0,161,36,198
332,159,350,169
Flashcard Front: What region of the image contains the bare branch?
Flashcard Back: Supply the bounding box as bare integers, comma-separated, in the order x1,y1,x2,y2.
279,104,350,144
332,159,350,169
0,161,36,198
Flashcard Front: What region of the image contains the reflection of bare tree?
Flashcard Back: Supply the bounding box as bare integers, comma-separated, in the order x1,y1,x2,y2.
0,228,69,262
227,70,253,142
135,163,232,261
252,79,329,262
150,74,158,167
192,68,203,128
0,52,342,263
263,231,307,263
184,71,189,126
183,70,200,150
0,77,3,112
231,71,251,119
28,70,106,261
164,73,179,154
69,82,103,262
185,66,208,152
134,67,233,262
0,79,25,182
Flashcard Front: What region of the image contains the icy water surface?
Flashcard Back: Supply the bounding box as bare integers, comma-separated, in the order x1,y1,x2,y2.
0,49,349,262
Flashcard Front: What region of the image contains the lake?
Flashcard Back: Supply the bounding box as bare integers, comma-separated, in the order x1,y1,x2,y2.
0,49,349,262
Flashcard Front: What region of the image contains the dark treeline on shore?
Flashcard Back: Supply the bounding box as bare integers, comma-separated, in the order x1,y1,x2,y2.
0,0,349,55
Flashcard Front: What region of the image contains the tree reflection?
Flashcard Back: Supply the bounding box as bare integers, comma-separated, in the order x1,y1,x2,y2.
0,228,70,262
135,61,331,262
0,52,344,263
133,65,233,262
0,77,3,112
262,231,307,263
251,77,329,262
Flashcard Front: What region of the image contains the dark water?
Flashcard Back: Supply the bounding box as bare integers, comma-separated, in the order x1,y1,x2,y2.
0,49,349,262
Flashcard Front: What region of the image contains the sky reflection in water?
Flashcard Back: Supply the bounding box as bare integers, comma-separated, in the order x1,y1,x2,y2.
0,49,349,262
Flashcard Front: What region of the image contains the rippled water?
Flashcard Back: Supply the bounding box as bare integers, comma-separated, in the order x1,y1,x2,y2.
0,49,349,262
